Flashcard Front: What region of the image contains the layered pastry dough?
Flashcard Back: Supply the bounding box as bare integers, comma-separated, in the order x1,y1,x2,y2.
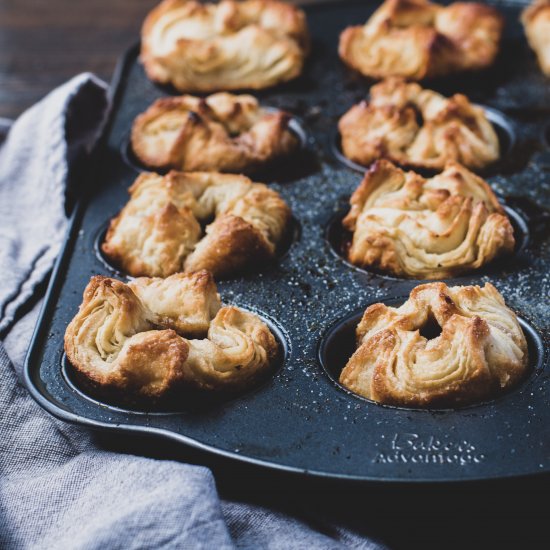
64,272,278,400
102,171,291,278
522,1,550,75
131,93,299,173
141,0,309,92
339,0,503,80
342,160,514,279
338,79,500,171
340,282,528,408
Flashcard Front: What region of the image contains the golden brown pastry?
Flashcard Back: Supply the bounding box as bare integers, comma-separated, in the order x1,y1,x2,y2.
342,160,514,279
131,93,299,174
102,171,291,278
338,78,500,171
339,0,503,80
340,282,529,408
141,0,309,92
64,271,279,400
522,0,550,75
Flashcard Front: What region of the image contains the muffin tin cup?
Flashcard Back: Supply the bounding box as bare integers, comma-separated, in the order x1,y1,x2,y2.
324,204,531,283
317,300,545,412
61,307,290,414
331,106,518,177
94,215,302,280
24,1,550,483
121,114,311,181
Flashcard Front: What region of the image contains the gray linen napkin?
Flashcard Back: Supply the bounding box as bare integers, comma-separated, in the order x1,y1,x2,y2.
0,74,384,550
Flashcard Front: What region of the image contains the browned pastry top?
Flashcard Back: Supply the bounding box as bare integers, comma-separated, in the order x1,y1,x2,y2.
342,160,514,279
64,271,278,400
141,0,309,92
101,171,291,278
339,0,503,80
340,282,528,408
131,93,299,174
338,78,500,171
522,0,550,75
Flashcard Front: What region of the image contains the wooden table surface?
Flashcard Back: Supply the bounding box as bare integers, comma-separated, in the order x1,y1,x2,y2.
0,0,320,120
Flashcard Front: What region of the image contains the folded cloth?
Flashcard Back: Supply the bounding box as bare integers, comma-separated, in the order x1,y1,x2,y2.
0,74,385,549
0,74,106,343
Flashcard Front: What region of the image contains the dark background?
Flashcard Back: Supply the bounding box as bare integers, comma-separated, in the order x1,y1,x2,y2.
0,0,154,119
0,0,320,119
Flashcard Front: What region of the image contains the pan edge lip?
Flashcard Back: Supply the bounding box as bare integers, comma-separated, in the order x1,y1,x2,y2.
21,372,550,485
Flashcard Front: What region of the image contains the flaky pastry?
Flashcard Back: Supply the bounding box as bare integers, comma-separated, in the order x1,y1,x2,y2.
102,171,291,278
339,0,503,80
522,1,550,75
342,160,514,279
64,271,278,400
131,92,299,173
141,0,309,92
339,78,500,171
340,282,528,408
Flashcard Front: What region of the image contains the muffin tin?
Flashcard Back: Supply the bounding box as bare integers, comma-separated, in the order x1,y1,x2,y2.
25,0,550,483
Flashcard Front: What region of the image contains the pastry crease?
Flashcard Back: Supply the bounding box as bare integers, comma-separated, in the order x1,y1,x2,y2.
339,78,499,171
131,92,299,173
64,272,278,400
340,282,528,407
141,0,309,91
339,0,503,80
522,0,550,75
102,171,291,278
342,160,514,279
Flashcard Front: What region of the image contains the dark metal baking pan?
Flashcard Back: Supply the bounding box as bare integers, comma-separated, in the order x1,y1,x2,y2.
24,0,550,483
